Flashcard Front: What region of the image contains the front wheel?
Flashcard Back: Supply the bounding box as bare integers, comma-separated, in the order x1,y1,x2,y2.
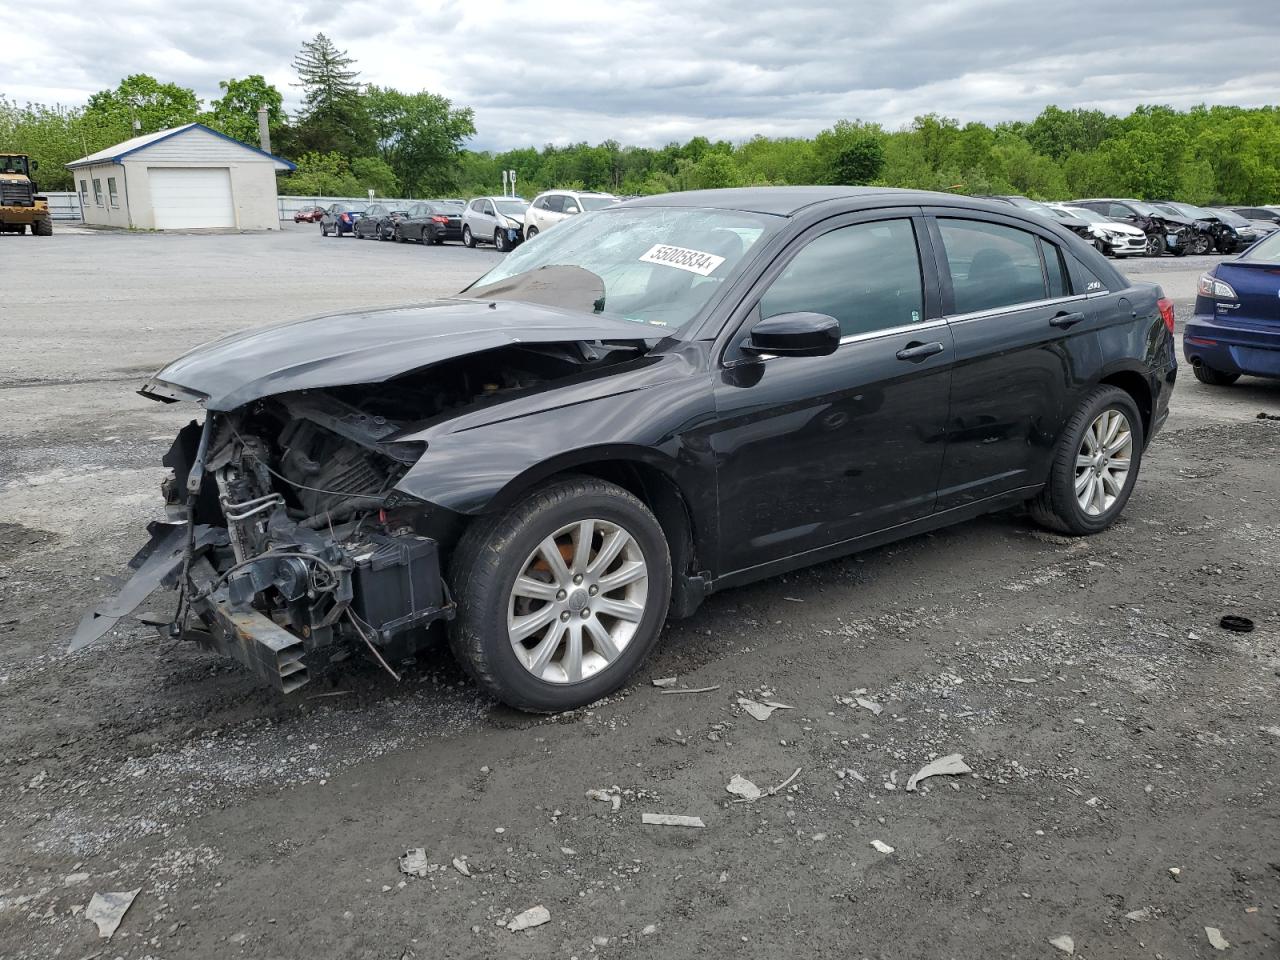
1030,386,1144,536
1189,233,1212,256
1193,363,1240,386
1145,233,1165,257
526,225,539,240
448,477,672,713
494,229,508,252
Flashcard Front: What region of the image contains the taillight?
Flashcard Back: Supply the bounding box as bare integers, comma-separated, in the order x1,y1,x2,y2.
1157,296,1175,332
1196,274,1237,299
431,215,449,224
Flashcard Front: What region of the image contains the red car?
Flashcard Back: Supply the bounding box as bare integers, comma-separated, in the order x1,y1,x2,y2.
293,205,325,223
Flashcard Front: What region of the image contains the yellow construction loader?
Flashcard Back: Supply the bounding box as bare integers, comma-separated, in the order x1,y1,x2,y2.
0,153,52,235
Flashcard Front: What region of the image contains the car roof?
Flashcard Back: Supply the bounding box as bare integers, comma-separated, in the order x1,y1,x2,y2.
624,186,1016,216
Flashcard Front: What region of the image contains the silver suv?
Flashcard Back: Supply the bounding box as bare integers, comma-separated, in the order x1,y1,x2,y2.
462,197,529,251
524,190,620,239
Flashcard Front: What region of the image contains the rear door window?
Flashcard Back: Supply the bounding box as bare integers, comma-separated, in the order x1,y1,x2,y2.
938,219,1049,314
758,218,925,338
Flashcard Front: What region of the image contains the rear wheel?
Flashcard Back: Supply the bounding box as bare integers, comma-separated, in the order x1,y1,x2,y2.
448,477,672,713
1030,386,1144,536
1193,363,1240,386
321,223,329,237
32,219,51,236
463,225,475,248
1189,233,1212,255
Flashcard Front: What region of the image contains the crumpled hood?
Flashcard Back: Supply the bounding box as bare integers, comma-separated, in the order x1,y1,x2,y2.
142,298,655,411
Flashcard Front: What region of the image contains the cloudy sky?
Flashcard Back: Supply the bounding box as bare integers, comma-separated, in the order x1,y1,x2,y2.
16,0,1280,149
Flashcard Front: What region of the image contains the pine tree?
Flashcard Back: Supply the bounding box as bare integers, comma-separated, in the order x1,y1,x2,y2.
290,33,371,156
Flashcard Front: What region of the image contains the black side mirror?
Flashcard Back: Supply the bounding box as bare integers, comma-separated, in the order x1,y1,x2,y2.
743,312,841,358
30,159,38,172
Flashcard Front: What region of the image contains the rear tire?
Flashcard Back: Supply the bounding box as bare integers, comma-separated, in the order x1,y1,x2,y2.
448,477,672,713
1193,364,1240,386
463,225,475,248
1030,386,1144,536
33,219,52,236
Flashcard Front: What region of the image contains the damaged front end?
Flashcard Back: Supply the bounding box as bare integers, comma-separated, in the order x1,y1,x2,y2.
73,392,452,693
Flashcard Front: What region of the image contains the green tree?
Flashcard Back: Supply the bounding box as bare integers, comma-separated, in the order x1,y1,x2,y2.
291,33,370,155
205,75,285,146
813,120,886,184
84,74,200,136
364,85,475,194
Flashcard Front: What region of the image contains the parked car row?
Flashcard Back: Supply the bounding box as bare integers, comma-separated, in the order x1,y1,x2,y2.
978,195,1280,259
301,190,622,250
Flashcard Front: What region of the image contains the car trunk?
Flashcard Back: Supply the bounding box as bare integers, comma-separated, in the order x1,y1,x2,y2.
1217,261,1280,325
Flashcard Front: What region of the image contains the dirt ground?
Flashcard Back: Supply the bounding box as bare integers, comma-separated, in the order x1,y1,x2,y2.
2,226,1278,960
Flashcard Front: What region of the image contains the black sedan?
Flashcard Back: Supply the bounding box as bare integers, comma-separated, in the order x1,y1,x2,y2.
75,188,1177,712
353,203,410,241
395,200,465,244
319,202,366,237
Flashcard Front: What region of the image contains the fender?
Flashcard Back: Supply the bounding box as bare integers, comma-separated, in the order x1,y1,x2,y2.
392,373,719,518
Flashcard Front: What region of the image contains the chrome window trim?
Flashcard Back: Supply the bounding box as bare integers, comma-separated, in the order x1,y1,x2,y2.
944,293,1089,324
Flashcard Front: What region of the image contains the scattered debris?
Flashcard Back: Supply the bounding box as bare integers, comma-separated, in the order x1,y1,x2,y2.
560,847,576,856
63,872,91,886
661,685,721,695
737,697,793,720
1219,615,1254,633
1205,926,1230,950
768,767,803,796
652,677,679,688
1125,907,1152,922
1008,677,1037,684
506,906,551,932
1263,726,1280,738
1169,866,1182,881
399,849,430,878
783,596,803,602
1085,796,1101,807
1048,934,1075,954
1257,411,1280,421
593,935,610,947
854,697,883,716
641,923,658,935
870,840,894,854
641,813,706,828
726,775,762,801
451,857,470,877
85,888,141,939
305,690,352,700
905,753,971,791
587,787,623,812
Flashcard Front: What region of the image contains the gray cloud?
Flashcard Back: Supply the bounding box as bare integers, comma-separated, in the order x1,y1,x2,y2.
12,0,1280,150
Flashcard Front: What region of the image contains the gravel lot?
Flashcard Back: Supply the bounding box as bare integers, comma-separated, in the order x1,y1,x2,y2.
2,225,1279,959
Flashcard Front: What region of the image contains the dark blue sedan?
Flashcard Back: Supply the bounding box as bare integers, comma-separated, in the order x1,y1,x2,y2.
1185,231,1280,384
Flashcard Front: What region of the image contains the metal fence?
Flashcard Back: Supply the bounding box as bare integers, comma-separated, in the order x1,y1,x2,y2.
44,192,84,221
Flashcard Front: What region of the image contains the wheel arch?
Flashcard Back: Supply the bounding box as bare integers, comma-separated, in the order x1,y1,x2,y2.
484,447,705,617
1096,367,1153,441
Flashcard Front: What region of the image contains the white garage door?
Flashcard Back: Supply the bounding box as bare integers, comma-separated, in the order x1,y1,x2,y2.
148,167,235,229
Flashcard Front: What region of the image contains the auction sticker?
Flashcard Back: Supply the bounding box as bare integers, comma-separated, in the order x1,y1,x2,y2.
639,244,726,276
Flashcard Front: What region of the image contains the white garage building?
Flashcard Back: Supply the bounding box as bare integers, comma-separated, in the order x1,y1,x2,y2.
67,123,295,231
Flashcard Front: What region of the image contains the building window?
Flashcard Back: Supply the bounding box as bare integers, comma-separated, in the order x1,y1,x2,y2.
107,177,119,207
92,179,104,206
79,179,89,204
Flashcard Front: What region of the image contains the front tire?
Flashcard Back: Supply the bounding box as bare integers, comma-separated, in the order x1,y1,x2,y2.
1193,363,1240,386
1030,386,1144,536
526,225,539,240
494,229,508,252
448,477,672,713
1145,233,1165,257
